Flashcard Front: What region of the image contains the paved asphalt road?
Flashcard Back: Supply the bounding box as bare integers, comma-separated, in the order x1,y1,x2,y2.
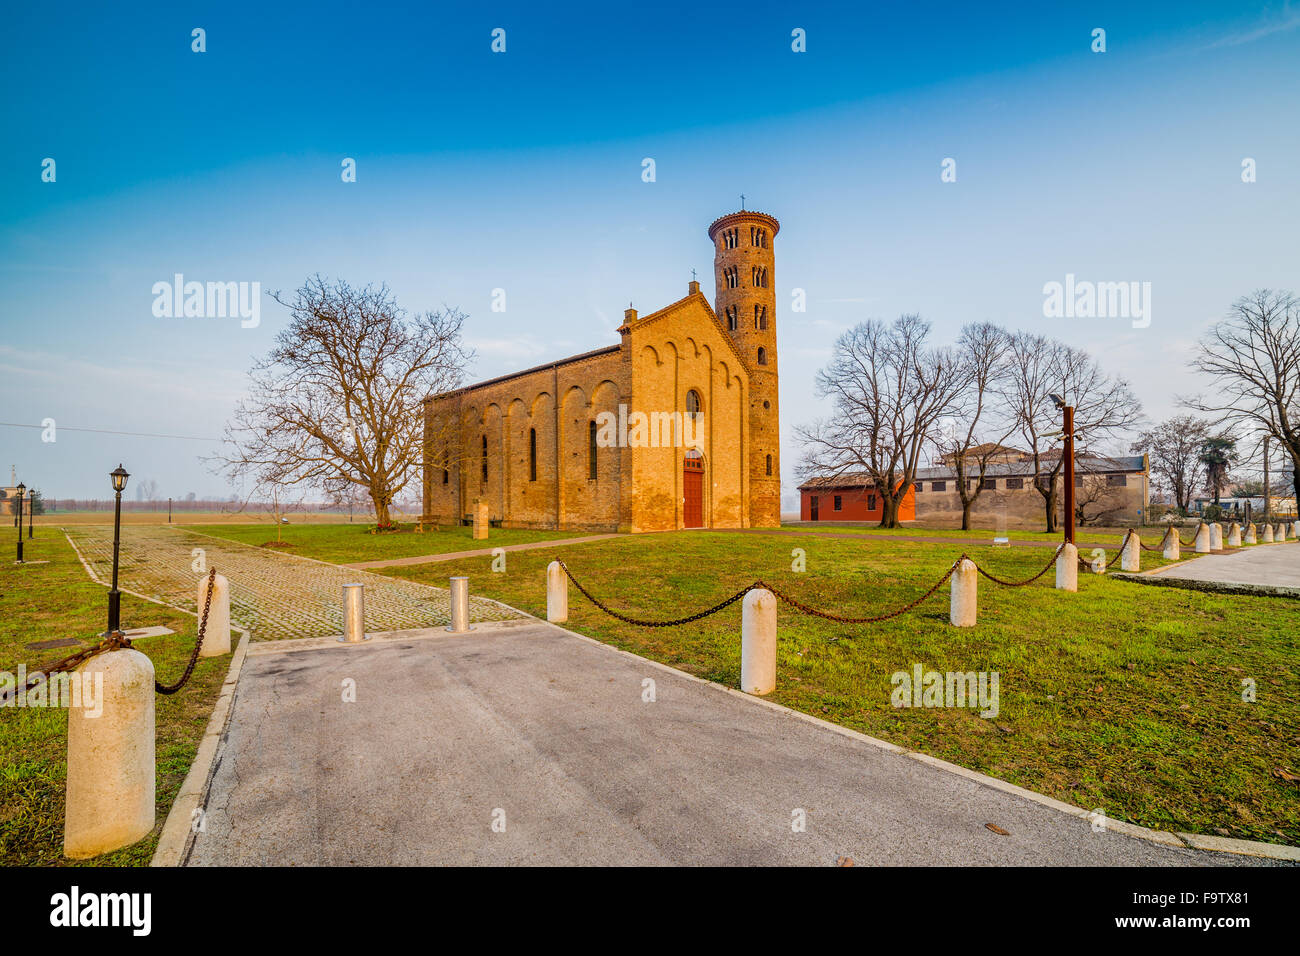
186,621,1282,866
1154,541,1300,588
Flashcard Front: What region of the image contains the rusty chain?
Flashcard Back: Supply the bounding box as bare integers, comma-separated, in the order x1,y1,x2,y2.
556,560,753,627
0,568,218,705
974,543,1064,586
756,562,960,623
560,542,1071,630
155,567,217,695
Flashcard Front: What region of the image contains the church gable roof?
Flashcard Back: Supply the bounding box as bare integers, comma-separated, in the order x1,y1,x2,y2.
619,290,753,377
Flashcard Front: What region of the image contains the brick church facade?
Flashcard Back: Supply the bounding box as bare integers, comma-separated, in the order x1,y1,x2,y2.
421,208,781,533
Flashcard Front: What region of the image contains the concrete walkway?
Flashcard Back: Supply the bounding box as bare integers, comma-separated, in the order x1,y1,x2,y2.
1151,541,1300,588
188,620,1278,866
342,534,620,569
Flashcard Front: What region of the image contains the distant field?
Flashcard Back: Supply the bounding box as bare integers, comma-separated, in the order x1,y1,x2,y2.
184,521,583,564
35,511,374,526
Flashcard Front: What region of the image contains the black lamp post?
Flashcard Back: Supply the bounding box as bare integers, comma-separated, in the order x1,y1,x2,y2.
27,488,34,539
1050,393,1076,546
14,483,25,563
106,464,130,635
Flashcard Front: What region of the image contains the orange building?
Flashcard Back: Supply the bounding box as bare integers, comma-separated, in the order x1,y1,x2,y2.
797,477,917,522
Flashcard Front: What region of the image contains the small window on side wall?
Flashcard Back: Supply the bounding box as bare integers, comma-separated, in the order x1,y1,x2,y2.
833,495,842,511
757,347,767,366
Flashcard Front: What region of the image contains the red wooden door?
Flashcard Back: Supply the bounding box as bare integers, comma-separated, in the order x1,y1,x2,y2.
683,457,704,528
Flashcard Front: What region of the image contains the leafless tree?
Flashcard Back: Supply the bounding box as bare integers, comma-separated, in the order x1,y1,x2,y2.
1185,290,1300,505
135,478,160,503
213,276,471,528
1073,476,1127,527
1130,415,1212,513
1003,333,1143,532
934,322,1016,530
796,315,962,528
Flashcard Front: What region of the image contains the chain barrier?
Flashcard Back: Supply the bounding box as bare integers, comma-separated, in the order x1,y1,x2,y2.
560,543,1072,629
155,568,217,695
756,562,960,623
974,543,1064,586
0,568,218,705
555,560,754,627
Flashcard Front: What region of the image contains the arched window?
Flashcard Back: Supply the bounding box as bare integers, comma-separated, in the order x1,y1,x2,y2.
766,454,773,476
725,266,738,289
588,420,598,480
529,428,537,481
442,468,449,485
759,305,768,330
481,435,488,481
757,347,767,366
726,305,737,330
686,390,701,416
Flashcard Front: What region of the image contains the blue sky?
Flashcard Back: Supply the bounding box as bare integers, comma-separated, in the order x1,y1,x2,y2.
2,0,1298,503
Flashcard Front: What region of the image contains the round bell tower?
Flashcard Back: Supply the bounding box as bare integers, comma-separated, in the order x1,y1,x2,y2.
708,208,780,527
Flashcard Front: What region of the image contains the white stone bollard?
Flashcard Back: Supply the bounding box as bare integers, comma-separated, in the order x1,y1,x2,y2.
1277,524,1287,542
740,588,777,695
1162,528,1179,561
1245,523,1256,544
473,500,489,541
1194,523,1211,553
546,561,568,623
1121,532,1140,572
340,583,368,643
64,649,156,859
949,558,977,627
1263,524,1274,543
1293,520,1300,539
447,576,471,632
1227,522,1241,548
1055,543,1078,592
1209,522,1223,550
197,573,231,657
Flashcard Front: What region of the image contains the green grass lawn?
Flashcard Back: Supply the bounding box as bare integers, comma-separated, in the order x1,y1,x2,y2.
382,530,1300,846
185,521,588,564
0,534,233,866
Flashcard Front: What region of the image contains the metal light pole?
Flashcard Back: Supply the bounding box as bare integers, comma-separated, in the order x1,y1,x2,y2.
14,483,24,563
1051,394,1076,546
168,496,172,524
106,464,130,635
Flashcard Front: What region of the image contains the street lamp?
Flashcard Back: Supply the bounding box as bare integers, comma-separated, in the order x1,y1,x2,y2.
106,464,129,635
1050,394,1075,546
27,487,34,539
14,483,24,563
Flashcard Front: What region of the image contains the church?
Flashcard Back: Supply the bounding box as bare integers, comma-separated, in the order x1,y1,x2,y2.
421,207,781,533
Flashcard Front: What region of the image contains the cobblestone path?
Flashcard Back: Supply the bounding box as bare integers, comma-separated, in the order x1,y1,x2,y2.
64,526,522,640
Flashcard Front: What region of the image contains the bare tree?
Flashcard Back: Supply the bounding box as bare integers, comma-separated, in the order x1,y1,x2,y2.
1074,474,1128,527
213,276,472,528
1130,415,1211,513
1003,333,1143,532
1186,290,1300,504
934,322,1016,530
135,478,160,503
797,315,962,528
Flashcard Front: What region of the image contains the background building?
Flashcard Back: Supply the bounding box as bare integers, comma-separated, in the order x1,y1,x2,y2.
798,452,1150,529
421,208,782,533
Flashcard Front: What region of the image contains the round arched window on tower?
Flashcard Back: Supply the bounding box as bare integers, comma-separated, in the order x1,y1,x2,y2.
685,389,701,416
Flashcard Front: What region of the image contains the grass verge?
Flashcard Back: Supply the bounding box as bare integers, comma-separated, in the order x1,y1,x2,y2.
1,533,232,866
383,530,1300,846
